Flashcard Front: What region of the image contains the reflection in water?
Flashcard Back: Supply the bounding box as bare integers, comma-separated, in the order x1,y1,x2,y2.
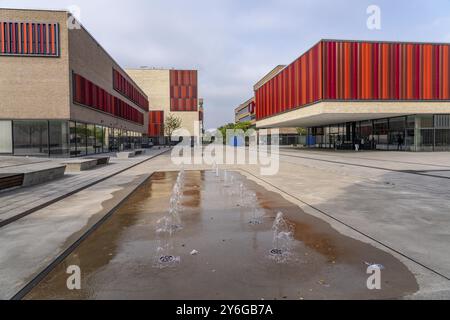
25,171,418,300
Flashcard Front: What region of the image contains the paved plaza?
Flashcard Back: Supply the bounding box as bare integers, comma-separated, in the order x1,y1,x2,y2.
0,149,449,299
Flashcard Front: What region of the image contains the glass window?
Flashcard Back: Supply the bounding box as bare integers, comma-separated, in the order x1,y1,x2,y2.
406,116,416,129
115,128,122,151
13,120,49,157
373,119,388,149
69,121,77,157
0,120,13,154
49,121,69,157
86,124,96,155
109,128,117,152
435,115,450,128
95,125,104,154
388,117,406,151
416,115,434,128
416,128,434,151
76,122,87,156
435,129,450,151
103,127,110,153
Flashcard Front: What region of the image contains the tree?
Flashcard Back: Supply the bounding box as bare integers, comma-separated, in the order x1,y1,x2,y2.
296,127,307,136
164,114,182,145
217,122,255,145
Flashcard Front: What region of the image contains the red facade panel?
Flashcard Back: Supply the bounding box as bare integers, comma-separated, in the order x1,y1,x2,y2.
148,111,164,137
73,73,144,125
321,41,450,101
113,69,149,111
169,70,198,112
0,21,59,56
255,42,323,120
256,40,450,121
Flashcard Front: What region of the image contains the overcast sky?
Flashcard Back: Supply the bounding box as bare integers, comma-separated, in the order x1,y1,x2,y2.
2,0,450,129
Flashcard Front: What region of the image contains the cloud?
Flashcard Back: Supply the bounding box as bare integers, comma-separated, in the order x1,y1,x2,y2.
1,0,450,129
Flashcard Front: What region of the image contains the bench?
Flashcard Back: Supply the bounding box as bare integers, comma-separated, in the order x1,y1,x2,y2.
134,149,147,156
62,159,99,172
0,173,25,191
116,151,136,159
86,156,111,166
0,163,66,191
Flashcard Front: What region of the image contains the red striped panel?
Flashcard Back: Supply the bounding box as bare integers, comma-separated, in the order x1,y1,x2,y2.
0,23,4,53
73,73,144,125
0,21,59,56
256,40,450,121
322,40,450,101
170,70,198,112
148,111,164,136
255,41,323,120
113,69,149,111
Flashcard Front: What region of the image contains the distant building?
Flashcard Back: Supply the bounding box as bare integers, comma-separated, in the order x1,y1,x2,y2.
126,68,201,145
235,97,256,125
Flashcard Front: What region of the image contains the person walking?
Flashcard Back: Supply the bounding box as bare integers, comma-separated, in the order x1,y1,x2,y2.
355,138,360,152
397,134,404,151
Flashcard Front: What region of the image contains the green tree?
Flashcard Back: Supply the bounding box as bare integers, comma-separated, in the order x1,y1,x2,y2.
296,127,307,136
164,114,182,145
217,121,255,145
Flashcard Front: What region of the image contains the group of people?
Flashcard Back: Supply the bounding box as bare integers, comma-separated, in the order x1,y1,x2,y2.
354,134,404,152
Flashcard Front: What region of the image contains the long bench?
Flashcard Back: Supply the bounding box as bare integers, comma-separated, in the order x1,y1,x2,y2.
116,151,136,159
0,163,66,192
86,156,111,166
116,149,147,159
62,159,98,172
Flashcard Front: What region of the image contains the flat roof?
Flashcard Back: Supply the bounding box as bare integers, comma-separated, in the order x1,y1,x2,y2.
126,67,198,72
0,7,68,13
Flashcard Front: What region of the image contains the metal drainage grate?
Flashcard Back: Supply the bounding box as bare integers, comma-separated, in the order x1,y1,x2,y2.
159,255,175,263
270,249,283,255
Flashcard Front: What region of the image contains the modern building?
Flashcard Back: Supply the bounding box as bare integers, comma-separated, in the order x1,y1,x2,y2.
0,8,148,157
255,39,450,151
251,65,302,145
235,97,256,125
126,68,202,145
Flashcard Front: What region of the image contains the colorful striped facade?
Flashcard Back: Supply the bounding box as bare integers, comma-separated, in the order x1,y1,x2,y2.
170,70,198,112
256,40,450,121
113,69,149,111
148,110,164,137
73,73,144,125
0,21,59,56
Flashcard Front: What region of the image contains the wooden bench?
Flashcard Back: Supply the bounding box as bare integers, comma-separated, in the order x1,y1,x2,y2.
0,164,66,191
62,159,99,172
0,173,25,192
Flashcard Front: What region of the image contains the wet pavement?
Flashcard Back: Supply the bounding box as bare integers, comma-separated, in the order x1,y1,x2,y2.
26,170,418,300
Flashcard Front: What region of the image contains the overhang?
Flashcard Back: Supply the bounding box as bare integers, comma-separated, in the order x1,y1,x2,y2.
256,101,450,128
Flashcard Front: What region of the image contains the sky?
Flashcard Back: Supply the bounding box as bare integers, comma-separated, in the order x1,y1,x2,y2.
2,0,450,129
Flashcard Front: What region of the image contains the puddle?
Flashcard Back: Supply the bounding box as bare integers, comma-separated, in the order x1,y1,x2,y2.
25,171,418,300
